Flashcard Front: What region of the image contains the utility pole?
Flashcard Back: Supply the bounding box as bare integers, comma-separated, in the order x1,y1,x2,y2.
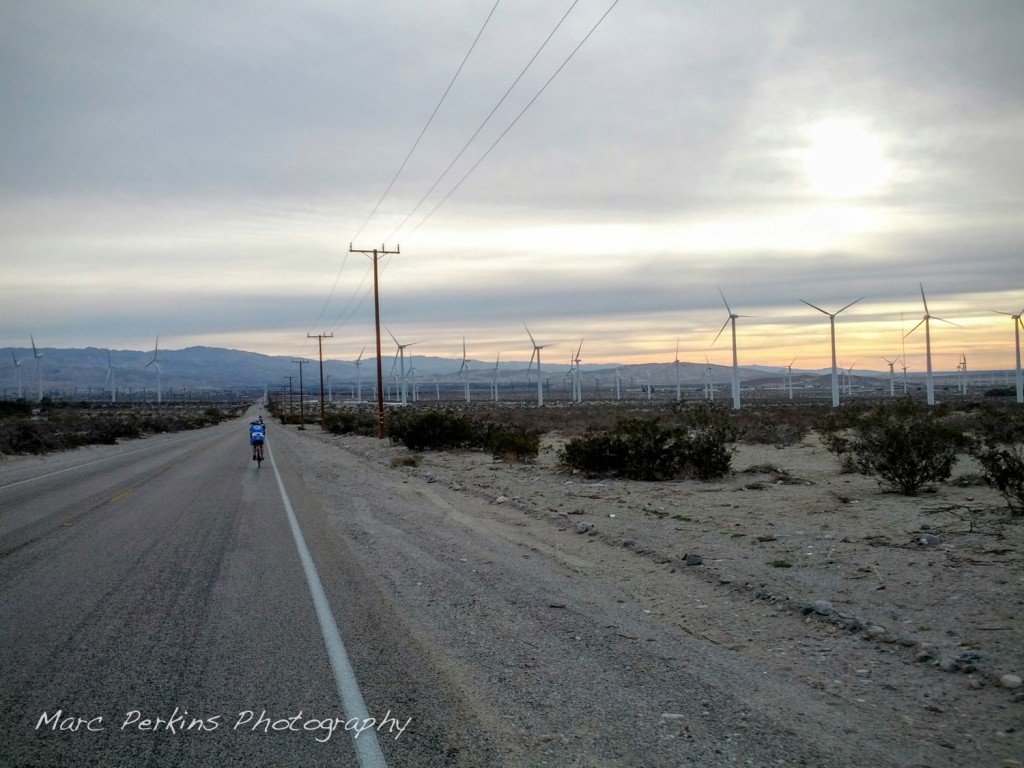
349,243,399,438
308,332,334,425
292,360,309,430
283,376,295,423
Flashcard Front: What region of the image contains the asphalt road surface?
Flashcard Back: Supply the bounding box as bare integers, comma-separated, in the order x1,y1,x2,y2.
0,414,486,768
2,412,897,767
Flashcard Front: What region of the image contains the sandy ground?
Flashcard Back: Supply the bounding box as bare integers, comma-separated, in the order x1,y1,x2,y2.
284,423,1024,766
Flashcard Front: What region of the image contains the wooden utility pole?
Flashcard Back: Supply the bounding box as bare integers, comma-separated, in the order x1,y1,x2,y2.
349,243,399,438
292,360,309,429
283,376,295,422
308,332,334,425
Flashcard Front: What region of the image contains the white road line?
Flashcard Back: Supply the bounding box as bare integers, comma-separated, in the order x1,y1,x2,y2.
266,441,389,768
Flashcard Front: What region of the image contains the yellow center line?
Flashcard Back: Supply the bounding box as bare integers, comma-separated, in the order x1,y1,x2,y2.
110,488,134,503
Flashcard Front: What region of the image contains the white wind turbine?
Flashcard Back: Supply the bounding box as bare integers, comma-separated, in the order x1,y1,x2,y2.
644,369,652,401
145,336,162,404
845,361,856,396
525,324,550,406
105,349,117,403
489,353,501,402
712,288,748,410
958,353,967,396
458,337,471,403
800,296,862,408
354,346,366,402
571,339,584,403
782,358,796,400
387,330,422,405
882,356,898,397
906,284,960,406
992,305,1024,403
30,336,44,402
10,350,23,399
614,369,622,400
673,340,682,402
703,355,714,401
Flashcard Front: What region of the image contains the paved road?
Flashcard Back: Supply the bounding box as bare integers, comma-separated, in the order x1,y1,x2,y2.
0,415,474,768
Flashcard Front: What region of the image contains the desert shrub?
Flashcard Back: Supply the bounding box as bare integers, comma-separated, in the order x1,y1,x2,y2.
973,445,1024,516
558,416,733,481
388,409,485,452
485,425,541,462
735,410,807,447
839,400,966,496
323,409,379,437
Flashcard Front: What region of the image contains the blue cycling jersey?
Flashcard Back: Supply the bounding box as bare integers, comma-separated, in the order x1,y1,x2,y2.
250,423,266,443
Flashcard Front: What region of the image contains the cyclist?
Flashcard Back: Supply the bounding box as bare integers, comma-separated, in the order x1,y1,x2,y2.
249,417,266,461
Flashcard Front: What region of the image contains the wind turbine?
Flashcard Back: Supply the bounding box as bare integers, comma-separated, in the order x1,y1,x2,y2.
10,350,23,399
800,296,862,408
712,288,748,410
105,349,116,403
145,336,162,404
458,337,471,403
846,361,856,396
782,358,796,400
524,324,550,407
906,283,960,406
387,330,423,405
992,305,1024,403
958,353,967,396
644,369,652,401
882,356,898,397
354,346,366,402
30,336,44,402
614,369,622,401
703,355,714,401
673,340,682,402
489,353,501,402
572,339,584,403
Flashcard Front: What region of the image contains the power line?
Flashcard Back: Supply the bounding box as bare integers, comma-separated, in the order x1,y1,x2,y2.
307,1,500,349
386,0,582,244
349,0,501,246
400,0,622,243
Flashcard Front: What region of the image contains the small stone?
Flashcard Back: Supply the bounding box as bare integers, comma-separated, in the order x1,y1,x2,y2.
915,650,936,663
939,658,960,673
575,522,593,534
1001,674,1023,689
684,554,703,566
495,495,508,504
622,539,636,549
968,677,984,690
812,600,834,616
719,575,737,584
919,533,942,547
866,625,887,639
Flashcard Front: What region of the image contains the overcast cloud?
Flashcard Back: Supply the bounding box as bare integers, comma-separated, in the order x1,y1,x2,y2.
1,0,1022,371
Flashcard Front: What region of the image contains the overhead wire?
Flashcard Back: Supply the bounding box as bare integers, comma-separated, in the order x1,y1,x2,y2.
399,0,622,243
349,0,502,246
307,0,622,353
305,0,502,347
385,0,582,244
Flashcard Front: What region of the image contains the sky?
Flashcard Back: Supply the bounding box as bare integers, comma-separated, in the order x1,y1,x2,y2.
2,0,1022,374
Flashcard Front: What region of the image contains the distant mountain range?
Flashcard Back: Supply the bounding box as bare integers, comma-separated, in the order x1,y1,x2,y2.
0,344,1000,400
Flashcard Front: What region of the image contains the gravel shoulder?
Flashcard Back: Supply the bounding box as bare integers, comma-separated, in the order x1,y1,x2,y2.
277,423,1024,767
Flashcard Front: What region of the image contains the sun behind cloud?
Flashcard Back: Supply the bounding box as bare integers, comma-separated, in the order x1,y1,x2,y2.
803,119,892,198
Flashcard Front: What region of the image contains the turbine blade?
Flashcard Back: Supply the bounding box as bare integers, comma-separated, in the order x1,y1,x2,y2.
836,297,864,315
919,283,930,315
800,299,830,315
523,323,536,347
718,286,732,315
711,318,730,347
905,318,926,338
932,315,963,329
